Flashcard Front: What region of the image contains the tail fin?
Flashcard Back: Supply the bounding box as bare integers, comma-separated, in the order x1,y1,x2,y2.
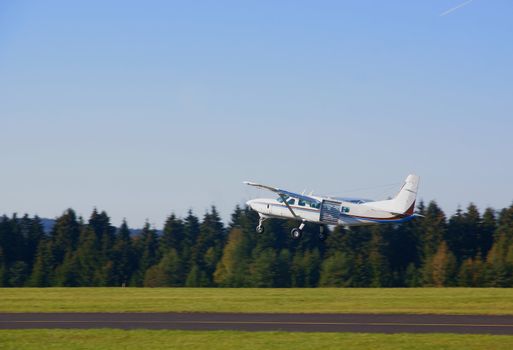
367,174,420,215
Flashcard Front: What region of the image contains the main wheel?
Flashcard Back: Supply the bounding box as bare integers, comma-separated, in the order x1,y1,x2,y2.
256,226,264,234
290,228,303,240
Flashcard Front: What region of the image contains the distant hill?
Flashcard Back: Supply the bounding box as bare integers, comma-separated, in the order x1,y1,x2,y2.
39,218,158,235
40,218,55,233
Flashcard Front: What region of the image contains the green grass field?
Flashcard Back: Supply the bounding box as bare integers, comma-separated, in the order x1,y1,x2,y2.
2,288,513,314
1,330,513,350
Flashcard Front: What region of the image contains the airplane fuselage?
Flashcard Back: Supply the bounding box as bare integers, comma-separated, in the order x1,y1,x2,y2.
246,197,416,227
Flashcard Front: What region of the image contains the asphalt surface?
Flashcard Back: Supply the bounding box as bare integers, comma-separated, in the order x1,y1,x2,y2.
3,313,513,334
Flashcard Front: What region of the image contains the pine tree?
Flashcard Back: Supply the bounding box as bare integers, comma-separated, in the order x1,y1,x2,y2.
485,233,509,287
275,249,292,287
143,249,183,287
446,204,481,262
303,249,321,287
504,244,513,287
111,220,135,287
458,258,473,287
54,251,80,287
18,215,45,269
132,222,159,286
291,251,306,287
8,261,29,287
0,215,25,278
185,264,209,287
27,240,54,287
0,247,6,287
464,204,482,258
190,207,225,286
405,263,421,287
480,208,496,257
87,210,116,285
250,248,277,287
472,254,486,287
319,252,351,287
182,210,200,274
495,205,513,245
160,248,183,286
421,201,447,260
429,241,457,287
291,249,321,287
50,209,80,265
160,214,184,255
323,226,346,258
368,232,391,287
228,205,244,230
74,226,100,286
352,253,372,287
214,228,251,287
7,214,24,266
383,220,420,286
142,264,165,287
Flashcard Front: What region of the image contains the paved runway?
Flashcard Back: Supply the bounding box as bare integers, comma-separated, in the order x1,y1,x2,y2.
2,313,513,334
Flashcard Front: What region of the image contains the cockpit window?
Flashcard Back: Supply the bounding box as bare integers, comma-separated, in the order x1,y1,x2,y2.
276,195,289,203
287,198,295,205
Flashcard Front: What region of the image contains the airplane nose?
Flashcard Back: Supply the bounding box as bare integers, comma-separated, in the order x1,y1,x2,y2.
246,199,254,209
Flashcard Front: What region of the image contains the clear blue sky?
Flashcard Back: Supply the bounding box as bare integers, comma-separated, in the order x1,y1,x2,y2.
1,1,512,227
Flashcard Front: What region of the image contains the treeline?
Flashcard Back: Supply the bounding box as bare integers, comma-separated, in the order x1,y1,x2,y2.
1,201,513,288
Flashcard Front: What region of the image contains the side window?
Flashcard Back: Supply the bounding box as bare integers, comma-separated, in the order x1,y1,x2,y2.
287,198,295,205
298,199,306,206
341,206,350,213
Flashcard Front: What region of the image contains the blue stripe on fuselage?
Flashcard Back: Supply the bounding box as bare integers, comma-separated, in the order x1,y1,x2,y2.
265,202,417,224
354,215,416,224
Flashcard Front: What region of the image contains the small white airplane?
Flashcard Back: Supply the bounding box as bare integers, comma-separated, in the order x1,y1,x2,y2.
244,174,420,241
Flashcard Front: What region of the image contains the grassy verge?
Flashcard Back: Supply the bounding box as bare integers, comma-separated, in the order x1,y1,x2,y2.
1,288,513,314
1,329,513,350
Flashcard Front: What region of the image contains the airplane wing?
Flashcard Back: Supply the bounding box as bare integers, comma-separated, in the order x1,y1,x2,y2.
243,181,320,204
243,181,321,218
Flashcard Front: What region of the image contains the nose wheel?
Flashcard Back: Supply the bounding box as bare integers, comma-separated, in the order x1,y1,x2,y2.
256,216,267,234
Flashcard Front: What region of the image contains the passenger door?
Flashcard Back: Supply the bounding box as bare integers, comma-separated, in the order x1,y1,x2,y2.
320,199,341,225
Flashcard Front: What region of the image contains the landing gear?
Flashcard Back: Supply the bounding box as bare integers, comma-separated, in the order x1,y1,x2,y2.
256,216,267,234
290,228,303,240
318,225,328,241
290,220,306,240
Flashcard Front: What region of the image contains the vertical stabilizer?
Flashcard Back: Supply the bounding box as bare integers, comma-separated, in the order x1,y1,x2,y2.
366,174,420,215
394,174,419,215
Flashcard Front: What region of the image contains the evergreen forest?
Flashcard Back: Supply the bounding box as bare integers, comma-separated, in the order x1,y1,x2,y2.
1,201,513,288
